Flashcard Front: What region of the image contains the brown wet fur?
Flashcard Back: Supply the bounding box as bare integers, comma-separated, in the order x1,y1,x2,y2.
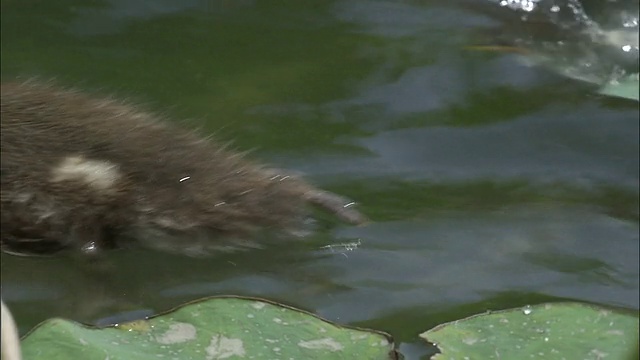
1,80,367,257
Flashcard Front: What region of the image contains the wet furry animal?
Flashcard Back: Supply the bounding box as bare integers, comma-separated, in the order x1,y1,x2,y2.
1,81,367,257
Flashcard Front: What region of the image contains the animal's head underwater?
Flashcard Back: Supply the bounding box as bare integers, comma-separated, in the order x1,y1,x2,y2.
0,81,367,258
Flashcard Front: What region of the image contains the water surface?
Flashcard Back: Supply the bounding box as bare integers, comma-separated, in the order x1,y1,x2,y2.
2,0,638,358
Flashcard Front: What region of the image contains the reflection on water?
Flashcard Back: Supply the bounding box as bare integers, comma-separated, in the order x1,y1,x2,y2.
356,105,638,183
68,0,256,36
1,0,638,357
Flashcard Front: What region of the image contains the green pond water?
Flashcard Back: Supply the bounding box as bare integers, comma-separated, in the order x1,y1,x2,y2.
2,0,638,358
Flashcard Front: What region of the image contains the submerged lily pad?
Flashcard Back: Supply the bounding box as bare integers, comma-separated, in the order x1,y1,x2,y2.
21,296,396,360
420,302,639,360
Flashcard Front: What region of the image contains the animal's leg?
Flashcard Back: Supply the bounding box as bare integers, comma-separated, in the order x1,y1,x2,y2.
302,189,369,225
263,168,369,225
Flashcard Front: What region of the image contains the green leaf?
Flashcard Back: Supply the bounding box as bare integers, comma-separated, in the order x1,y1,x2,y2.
420,302,639,360
597,75,640,101
22,296,396,360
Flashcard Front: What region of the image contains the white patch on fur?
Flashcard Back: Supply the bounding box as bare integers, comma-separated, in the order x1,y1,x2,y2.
50,155,121,192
